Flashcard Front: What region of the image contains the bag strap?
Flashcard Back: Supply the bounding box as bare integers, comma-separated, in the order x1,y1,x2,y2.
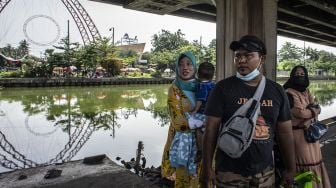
252,76,266,101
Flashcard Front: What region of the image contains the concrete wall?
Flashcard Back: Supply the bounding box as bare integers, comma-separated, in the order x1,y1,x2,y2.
0,78,174,87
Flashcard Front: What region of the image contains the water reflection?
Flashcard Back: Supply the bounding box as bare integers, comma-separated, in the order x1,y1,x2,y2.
0,85,170,172
309,81,336,106
0,112,118,170
0,130,39,169
0,81,335,173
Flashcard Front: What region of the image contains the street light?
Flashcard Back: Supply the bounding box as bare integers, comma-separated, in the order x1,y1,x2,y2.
109,27,115,45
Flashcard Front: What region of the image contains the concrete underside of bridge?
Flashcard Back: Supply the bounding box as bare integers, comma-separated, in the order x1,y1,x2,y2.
90,0,336,81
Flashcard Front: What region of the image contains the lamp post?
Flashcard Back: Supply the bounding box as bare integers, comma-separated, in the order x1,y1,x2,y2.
109,27,115,45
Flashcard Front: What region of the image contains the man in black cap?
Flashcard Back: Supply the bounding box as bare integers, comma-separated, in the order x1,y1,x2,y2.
201,35,296,187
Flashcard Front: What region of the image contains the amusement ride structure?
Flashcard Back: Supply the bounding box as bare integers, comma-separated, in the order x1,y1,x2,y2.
0,0,101,46
0,0,102,171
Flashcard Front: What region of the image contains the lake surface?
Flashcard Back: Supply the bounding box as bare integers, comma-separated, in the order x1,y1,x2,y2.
0,80,336,173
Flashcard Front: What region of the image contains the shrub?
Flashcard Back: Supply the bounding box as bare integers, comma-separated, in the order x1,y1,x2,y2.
151,71,162,78
0,71,22,78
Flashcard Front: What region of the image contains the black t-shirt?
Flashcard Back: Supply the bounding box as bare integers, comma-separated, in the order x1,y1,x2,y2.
204,76,292,176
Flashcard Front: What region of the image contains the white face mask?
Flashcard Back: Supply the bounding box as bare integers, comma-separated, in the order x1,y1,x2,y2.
236,58,262,81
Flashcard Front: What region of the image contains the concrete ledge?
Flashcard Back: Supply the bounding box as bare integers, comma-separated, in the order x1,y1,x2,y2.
276,76,336,81
0,155,160,188
0,78,174,87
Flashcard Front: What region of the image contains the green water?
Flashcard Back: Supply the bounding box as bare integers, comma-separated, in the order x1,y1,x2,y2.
0,81,335,173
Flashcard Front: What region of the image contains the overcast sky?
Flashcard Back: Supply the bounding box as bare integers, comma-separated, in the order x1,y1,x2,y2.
0,0,335,56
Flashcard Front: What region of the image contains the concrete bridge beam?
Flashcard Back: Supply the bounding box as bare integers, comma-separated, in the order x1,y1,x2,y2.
216,0,277,81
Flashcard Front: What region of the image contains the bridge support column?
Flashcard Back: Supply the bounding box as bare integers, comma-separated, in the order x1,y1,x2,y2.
215,0,277,81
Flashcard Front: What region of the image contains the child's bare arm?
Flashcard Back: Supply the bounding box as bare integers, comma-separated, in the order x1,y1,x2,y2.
192,101,203,113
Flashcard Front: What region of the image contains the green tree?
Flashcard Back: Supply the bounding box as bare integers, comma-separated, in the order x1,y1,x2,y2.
277,42,302,71
189,39,216,65
93,38,120,76
148,50,176,72
316,50,336,76
141,52,151,62
75,38,118,77
277,60,297,71
44,49,56,75
145,30,217,73
45,49,55,58
77,44,98,76
93,37,116,63
116,49,138,67
278,42,302,62
1,44,15,57
303,47,319,73
100,55,123,76
204,47,216,65
304,47,319,62
203,39,216,65
208,39,216,49
53,37,80,67
178,43,201,63
17,40,30,58
151,29,189,52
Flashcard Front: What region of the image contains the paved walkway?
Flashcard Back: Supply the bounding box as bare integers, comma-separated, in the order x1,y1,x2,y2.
0,155,160,188
321,124,336,187
0,126,335,188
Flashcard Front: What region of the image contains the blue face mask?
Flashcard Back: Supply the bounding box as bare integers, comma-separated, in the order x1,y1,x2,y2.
236,59,262,81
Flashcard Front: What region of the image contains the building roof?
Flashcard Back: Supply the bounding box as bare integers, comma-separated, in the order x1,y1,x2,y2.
0,53,24,62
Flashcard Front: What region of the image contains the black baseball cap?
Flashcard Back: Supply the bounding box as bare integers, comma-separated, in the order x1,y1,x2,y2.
229,35,267,55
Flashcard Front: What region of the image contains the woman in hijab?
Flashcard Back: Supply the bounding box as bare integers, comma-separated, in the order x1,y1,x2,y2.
161,51,200,188
283,65,331,188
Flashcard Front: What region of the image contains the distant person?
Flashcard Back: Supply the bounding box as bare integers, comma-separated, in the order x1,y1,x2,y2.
283,65,331,188
186,62,215,162
161,51,200,188
201,35,296,187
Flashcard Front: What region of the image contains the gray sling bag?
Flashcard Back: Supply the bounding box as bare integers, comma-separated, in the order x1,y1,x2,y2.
217,76,266,158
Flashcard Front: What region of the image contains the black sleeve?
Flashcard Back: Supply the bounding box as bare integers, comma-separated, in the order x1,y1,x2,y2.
276,85,292,122
286,93,294,109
